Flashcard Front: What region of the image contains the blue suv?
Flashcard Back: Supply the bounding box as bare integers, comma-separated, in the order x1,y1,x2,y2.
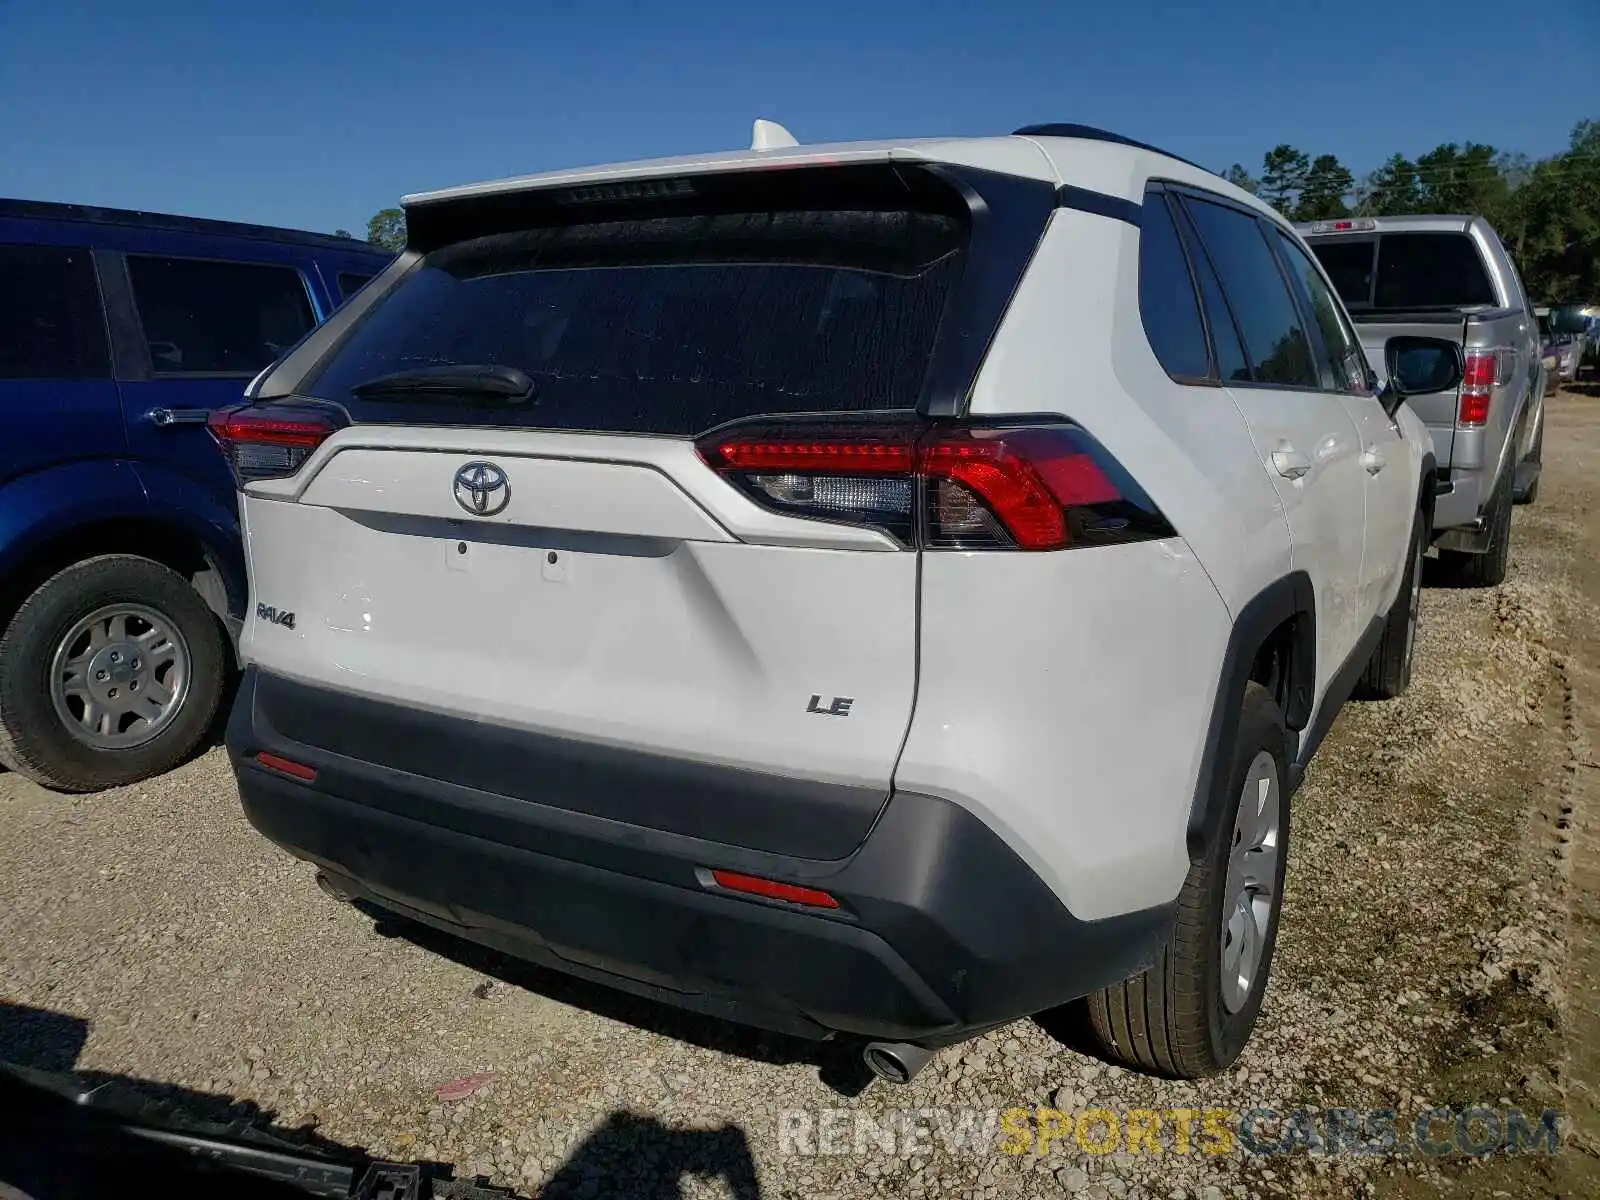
0,199,391,791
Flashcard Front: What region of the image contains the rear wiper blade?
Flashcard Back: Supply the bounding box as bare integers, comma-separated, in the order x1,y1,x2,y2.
349,364,536,404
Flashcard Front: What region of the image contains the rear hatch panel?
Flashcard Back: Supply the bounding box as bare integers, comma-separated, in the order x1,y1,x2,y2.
236,162,1056,860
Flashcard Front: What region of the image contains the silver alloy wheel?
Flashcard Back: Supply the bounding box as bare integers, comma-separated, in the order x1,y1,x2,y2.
49,604,191,750
1220,750,1282,1014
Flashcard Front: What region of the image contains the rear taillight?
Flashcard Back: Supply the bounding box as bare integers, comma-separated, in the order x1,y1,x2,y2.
1458,349,1502,427
697,418,1173,551
208,406,342,484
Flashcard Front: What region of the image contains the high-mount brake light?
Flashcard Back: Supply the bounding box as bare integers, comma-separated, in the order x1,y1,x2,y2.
697,420,1173,551
208,407,341,484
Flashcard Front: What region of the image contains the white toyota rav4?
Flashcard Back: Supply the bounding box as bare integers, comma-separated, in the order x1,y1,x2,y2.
219,124,1455,1083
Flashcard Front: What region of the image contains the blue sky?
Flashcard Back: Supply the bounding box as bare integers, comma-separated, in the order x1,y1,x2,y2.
2,0,1595,236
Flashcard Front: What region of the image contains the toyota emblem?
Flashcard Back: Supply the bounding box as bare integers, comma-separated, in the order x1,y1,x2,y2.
453,461,510,516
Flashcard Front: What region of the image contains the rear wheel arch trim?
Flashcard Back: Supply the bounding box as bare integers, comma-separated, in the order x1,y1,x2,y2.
1185,571,1314,861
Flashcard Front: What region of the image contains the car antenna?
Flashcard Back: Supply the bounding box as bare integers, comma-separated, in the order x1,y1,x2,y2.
751,119,799,151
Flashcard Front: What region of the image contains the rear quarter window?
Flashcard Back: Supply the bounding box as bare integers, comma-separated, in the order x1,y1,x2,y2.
338,270,377,300
0,244,111,379
1137,193,1211,380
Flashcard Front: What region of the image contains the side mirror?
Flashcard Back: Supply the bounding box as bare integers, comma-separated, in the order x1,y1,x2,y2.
1380,336,1464,417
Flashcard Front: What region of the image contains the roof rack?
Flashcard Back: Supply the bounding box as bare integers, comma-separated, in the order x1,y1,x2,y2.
1011,123,1208,174
0,197,379,252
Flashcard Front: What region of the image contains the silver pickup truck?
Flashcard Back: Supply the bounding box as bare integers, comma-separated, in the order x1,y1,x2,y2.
1300,215,1545,586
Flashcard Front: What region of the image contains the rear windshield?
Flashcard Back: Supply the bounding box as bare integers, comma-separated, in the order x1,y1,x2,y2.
1311,232,1496,311
305,209,965,435
1307,239,1375,308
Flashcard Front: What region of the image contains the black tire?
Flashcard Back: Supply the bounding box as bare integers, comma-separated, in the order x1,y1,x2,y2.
1514,415,1542,506
1358,510,1425,699
1439,466,1513,588
0,555,226,792
1085,682,1290,1078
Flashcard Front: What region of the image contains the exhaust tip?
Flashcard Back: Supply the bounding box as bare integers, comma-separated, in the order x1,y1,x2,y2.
862,1041,934,1085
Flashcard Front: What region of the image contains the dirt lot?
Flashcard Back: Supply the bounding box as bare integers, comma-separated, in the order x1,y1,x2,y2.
4,392,1600,1200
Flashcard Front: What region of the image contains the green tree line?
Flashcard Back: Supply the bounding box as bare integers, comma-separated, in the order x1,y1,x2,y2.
1222,120,1600,300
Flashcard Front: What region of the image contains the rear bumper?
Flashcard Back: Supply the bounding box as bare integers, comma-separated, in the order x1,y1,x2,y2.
226,668,1172,1044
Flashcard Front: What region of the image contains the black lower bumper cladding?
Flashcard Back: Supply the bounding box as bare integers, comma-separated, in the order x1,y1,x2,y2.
226,668,1174,1044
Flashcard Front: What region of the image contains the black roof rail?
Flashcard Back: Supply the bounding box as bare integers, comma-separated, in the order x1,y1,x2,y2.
1011,124,1210,174
0,197,383,253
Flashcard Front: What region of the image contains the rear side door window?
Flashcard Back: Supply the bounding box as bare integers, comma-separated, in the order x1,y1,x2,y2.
1137,193,1211,381
1273,232,1372,394
126,256,315,375
1180,198,1320,390
0,245,111,379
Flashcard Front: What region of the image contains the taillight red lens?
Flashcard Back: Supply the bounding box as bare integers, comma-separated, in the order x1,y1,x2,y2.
921,428,1124,550
1461,351,1498,389
705,439,914,474
697,419,1171,551
208,407,341,484
1458,350,1500,427
1458,391,1491,426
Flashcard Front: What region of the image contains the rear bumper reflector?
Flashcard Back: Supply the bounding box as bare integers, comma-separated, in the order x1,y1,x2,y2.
256,751,317,781
707,869,840,909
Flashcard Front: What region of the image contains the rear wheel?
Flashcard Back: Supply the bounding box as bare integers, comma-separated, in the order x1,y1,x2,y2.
0,555,226,792
1359,510,1425,699
1085,683,1289,1077
1439,467,1513,588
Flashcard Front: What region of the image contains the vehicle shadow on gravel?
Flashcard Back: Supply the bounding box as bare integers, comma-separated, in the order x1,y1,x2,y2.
539,1111,761,1199
358,902,880,1098
2,1000,764,1198
0,1000,450,1194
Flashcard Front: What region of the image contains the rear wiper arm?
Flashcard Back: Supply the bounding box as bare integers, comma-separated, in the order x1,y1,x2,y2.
349,364,536,404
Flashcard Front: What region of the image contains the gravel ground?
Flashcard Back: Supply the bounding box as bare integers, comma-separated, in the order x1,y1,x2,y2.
4,392,1599,1200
